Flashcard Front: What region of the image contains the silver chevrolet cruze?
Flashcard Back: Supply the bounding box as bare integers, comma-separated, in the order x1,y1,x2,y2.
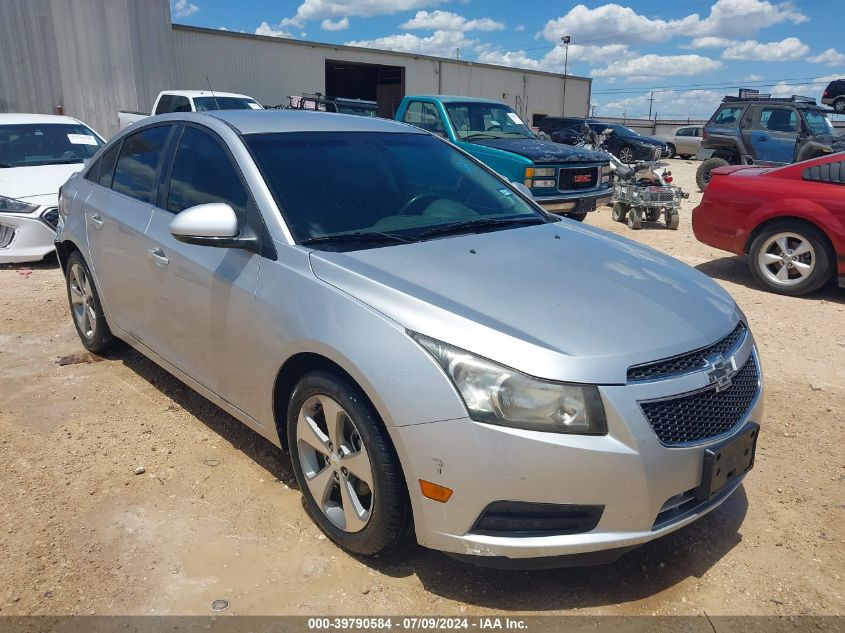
56,111,763,567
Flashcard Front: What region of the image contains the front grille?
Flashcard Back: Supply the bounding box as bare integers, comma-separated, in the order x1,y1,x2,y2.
0,223,16,248
639,355,759,446
559,166,598,191
628,322,747,382
639,188,675,203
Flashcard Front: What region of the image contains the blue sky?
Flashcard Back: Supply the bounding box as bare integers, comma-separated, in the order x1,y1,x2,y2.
170,0,844,119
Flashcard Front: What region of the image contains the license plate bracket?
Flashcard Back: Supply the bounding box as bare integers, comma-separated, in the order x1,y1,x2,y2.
694,422,759,501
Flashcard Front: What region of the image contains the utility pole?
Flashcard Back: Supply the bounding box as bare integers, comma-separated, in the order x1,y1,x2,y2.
647,91,655,119
561,35,571,116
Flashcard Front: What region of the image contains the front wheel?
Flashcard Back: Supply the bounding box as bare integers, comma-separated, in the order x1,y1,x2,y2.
696,157,729,191
65,251,114,353
665,209,680,230
611,202,629,223
618,145,635,164
287,372,410,555
627,207,642,230
748,222,833,296
834,98,845,114
665,144,676,159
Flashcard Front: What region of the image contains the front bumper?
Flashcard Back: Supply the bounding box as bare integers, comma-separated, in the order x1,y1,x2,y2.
0,209,57,264
390,336,762,563
534,188,613,214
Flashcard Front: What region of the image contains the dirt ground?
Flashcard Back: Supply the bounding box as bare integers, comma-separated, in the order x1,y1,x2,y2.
0,159,843,617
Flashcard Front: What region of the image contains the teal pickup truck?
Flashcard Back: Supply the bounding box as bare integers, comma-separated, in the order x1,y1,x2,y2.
395,95,612,220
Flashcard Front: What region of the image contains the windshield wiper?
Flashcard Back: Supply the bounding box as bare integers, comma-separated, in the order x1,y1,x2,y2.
300,231,415,246
416,216,546,240
462,133,499,140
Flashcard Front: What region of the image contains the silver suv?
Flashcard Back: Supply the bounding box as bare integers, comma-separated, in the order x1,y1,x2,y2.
56,111,763,567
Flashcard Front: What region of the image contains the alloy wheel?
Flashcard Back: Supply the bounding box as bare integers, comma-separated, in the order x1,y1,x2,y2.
69,262,97,339
757,232,816,287
296,394,374,533
619,146,634,163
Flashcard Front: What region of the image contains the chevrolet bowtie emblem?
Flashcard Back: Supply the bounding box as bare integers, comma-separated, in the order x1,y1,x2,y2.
706,354,736,392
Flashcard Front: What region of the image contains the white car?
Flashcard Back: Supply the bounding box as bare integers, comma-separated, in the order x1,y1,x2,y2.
0,114,104,264
657,126,703,159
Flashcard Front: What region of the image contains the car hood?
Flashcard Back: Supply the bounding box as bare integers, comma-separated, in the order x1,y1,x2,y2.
0,164,84,201
471,138,608,164
309,222,742,384
623,135,665,147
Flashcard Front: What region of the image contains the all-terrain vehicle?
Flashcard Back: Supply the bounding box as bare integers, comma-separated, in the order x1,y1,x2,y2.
696,90,838,190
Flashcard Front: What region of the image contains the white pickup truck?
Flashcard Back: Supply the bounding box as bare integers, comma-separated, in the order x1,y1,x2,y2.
118,90,263,129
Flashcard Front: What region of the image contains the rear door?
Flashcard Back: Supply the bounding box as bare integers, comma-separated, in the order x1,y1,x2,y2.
84,124,175,340
141,124,263,408
750,106,799,164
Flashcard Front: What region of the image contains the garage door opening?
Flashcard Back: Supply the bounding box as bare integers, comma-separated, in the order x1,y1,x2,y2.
325,60,405,118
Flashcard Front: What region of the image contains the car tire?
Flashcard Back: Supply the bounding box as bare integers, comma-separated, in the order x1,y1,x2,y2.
696,157,729,191
665,144,676,159
611,202,629,223
566,212,588,222
65,251,114,353
287,371,411,556
834,98,845,114
618,145,635,164
748,221,834,296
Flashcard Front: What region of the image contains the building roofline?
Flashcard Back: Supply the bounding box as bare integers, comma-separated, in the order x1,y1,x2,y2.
172,24,592,84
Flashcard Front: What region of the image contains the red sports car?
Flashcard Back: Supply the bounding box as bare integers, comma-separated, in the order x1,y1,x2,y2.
693,152,845,296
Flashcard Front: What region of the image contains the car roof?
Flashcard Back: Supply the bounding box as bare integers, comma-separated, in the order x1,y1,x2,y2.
205,110,426,135
409,95,508,105
163,90,256,99
0,113,87,125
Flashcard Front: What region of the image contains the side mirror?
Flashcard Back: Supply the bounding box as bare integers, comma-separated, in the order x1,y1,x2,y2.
510,182,534,198
169,203,242,248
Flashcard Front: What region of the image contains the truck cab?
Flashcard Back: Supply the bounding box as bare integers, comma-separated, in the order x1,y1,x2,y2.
118,90,262,130
395,96,612,220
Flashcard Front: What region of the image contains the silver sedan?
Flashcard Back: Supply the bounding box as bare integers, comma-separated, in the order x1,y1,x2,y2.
56,111,763,567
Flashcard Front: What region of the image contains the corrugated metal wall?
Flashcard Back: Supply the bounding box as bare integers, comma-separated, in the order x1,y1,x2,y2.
171,26,591,122
0,0,172,138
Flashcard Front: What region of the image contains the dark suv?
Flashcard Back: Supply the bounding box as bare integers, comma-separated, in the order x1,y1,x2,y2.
538,116,667,163
821,79,845,113
696,92,838,190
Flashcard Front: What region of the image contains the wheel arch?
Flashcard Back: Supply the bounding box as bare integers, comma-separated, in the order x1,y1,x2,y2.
55,239,81,273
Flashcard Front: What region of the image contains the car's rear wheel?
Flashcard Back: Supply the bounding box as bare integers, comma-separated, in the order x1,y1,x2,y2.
287,371,410,555
665,144,676,159
748,222,833,296
618,145,635,164
834,98,845,113
696,157,729,191
65,251,113,353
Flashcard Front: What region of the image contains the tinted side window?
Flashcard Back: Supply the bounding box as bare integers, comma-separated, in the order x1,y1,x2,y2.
112,126,171,202
676,128,693,137
171,96,191,113
713,106,743,125
166,126,248,220
97,143,121,188
154,95,173,115
759,107,797,133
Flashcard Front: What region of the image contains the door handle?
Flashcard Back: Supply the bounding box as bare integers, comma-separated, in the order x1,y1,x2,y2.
147,247,169,267
90,214,104,229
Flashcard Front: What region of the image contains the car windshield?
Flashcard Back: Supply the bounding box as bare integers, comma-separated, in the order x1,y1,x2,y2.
0,123,103,167
245,131,546,250
804,110,835,136
445,103,535,139
193,96,261,111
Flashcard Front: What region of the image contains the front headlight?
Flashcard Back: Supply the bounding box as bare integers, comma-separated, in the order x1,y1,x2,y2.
411,333,607,435
0,195,39,214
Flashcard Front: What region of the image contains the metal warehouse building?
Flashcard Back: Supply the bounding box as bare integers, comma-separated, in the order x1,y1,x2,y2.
0,0,591,138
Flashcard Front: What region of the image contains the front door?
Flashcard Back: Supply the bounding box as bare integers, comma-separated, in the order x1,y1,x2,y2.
141,125,263,414
750,106,799,164
85,124,174,341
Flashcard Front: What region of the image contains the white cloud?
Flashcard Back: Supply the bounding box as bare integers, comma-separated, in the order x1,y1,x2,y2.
601,89,725,118
172,0,199,18
477,43,629,72
687,36,735,49
743,74,764,81
540,0,806,47
808,48,845,67
281,0,442,28
721,37,808,61
515,24,525,32
400,10,504,32
321,17,349,30
346,29,473,57
592,54,722,82
255,21,295,38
